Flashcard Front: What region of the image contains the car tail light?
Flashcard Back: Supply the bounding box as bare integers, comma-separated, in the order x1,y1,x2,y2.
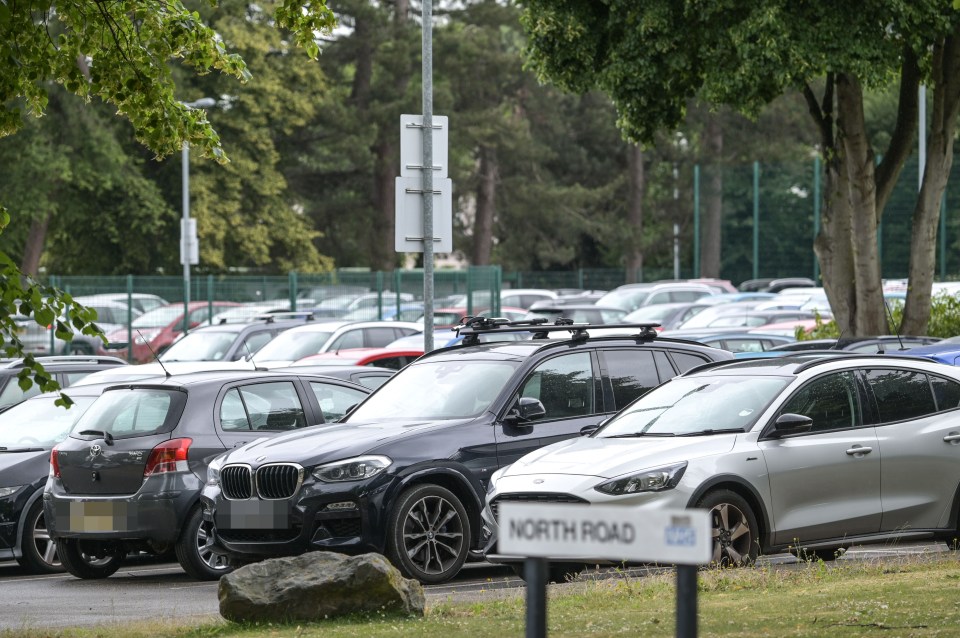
50,447,61,478
143,438,192,477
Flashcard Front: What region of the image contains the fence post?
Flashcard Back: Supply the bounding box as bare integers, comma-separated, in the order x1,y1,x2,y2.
126,275,134,363
289,271,298,311
376,271,384,320
207,275,214,324
813,156,821,282
395,269,403,319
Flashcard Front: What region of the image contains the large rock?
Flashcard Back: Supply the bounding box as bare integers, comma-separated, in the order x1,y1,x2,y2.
218,552,425,623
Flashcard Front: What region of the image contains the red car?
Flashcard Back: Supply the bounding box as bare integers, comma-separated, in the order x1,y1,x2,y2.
100,301,240,363
288,347,424,371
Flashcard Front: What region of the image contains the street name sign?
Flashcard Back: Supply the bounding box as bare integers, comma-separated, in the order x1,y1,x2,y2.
497,503,711,565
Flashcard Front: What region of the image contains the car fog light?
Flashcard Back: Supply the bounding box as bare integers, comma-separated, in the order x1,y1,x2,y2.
324,501,358,512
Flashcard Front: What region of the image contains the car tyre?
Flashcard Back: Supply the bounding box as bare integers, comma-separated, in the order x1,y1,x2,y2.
56,538,124,579
509,562,583,583
697,489,759,566
386,484,470,584
175,506,232,580
17,499,64,574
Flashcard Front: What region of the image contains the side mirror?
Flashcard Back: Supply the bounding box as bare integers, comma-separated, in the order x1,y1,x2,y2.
771,413,813,437
579,423,601,437
506,397,546,423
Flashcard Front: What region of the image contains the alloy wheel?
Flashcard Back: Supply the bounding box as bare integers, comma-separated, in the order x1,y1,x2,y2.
196,519,230,572
709,501,754,565
401,494,465,576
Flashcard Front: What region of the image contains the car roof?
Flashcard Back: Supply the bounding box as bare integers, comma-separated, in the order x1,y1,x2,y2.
683,352,949,377
107,368,369,390
0,356,128,371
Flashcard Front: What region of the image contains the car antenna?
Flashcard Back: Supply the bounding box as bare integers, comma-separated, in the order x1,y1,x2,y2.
138,329,172,378
883,297,906,351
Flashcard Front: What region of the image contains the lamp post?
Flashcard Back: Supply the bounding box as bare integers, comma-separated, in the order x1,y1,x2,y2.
180,97,215,335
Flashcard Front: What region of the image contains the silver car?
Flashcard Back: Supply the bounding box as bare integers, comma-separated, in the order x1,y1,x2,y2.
484,354,960,571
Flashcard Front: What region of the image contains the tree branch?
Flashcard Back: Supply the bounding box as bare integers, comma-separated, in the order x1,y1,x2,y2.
876,46,919,212
803,81,833,153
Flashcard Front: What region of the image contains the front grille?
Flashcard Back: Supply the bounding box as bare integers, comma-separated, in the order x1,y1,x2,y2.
255,463,303,499
220,465,253,500
490,493,588,520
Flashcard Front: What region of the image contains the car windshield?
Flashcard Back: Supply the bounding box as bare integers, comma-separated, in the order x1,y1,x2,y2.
131,306,181,329
346,359,519,421
71,389,180,439
161,331,240,362
253,330,335,361
597,375,791,437
0,395,98,449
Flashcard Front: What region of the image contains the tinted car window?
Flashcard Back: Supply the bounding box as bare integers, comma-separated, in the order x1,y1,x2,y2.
309,382,368,421
603,350,659,409
73,389,181,438
519,352,595,419
242,382,306,431
865,369,937,423
930,375,960,411
780,372,858,432
669,352,710,374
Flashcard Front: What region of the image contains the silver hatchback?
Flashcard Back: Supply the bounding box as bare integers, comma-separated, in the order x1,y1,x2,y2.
484,355,960,569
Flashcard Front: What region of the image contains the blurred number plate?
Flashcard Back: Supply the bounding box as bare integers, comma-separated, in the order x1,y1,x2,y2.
216,499,290,529
56,500,133,532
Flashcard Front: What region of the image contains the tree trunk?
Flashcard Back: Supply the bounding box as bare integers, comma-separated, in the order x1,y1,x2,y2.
471,146,498,265
815,147,857,335
624,144,644,283
701,115,723,278
902,29,960,335
372,136,397,272
21,213,51,277
836,73,886,335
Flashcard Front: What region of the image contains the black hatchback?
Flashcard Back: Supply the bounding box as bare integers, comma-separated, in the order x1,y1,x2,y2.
201,320,734,583
43,370,371,580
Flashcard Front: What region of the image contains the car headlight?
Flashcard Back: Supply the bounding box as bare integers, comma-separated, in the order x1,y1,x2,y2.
594,462,687,496
0,485,25,499
312,455,392,483
206,456,226,486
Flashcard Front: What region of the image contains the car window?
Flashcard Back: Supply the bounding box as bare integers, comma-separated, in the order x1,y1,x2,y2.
780,372,858,432
309,382,368,421
366,327,400,347
367,355,408,370
669,352,710,374
220,389,250,431
864,369,937,423
328,330,363,351
0,377,42,407
242,332,273,356
724,339,765,353
648,292,671,305
671,291,709,302
64,371,94,386
602,350,659,410
519,352,595,419
72,389,181,438
241,382,306,431
930,375,960,412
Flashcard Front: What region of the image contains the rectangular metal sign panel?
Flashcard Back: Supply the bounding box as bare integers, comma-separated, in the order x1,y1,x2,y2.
497,503,712,565
180,218,199,265
400,114,448,178
395,176,453,253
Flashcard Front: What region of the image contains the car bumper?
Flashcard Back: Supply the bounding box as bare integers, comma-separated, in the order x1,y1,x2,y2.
200,476,389,561
44,473,201,543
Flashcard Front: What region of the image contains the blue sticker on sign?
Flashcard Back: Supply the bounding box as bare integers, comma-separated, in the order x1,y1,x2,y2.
665,526,697,547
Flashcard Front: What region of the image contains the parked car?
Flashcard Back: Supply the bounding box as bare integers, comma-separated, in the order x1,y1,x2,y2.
78,293,169,315
159,318,309,363
0,384,108,573
44,370,373,580
523,304,627,325
483,354,960,576
0,356,127,410
422,306,527,329
309,293,416,319
768,336,941,353
251,321,422,367
199,319,735,584
70,361,249,387
100,301,241,363
17,298,142,356
689,332,796,353
272,365,397,390
289,347,423,371
596,283,716,313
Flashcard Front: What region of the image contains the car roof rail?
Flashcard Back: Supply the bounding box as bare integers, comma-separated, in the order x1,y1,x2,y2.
680,358,747,376
10,355,128,368
256,311,315,323
454,316,660,346
793,351,928,374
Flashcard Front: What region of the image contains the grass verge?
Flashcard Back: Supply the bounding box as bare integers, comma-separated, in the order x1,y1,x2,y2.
4,554,960,638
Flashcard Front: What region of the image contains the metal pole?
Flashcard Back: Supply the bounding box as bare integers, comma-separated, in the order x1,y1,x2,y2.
676,565,698,638
752,161,760,280
421,0,435,352
673,223,680,279
524,558,548,638
693,164,700,278
182,142,191,334
813,156,821,283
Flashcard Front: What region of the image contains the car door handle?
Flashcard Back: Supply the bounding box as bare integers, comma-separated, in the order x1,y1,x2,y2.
944,432,960,444
845,445,873,456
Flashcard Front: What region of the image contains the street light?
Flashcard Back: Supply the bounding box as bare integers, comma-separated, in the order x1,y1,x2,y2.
180,97,215,335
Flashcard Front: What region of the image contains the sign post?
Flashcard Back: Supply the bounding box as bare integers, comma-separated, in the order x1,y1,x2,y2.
498,503,712,638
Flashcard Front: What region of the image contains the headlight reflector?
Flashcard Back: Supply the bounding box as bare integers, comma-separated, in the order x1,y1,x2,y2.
313,455,392,483
594,462,687,496
0,485,25,499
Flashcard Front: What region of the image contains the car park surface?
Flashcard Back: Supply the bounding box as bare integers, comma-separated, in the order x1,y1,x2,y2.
484,353,960,572
200,319,734,584
44,370,371,580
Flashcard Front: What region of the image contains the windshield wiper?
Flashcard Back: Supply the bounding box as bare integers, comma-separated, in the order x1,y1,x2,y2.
603,432,677,439
677,428,745,437
77,430,114,445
